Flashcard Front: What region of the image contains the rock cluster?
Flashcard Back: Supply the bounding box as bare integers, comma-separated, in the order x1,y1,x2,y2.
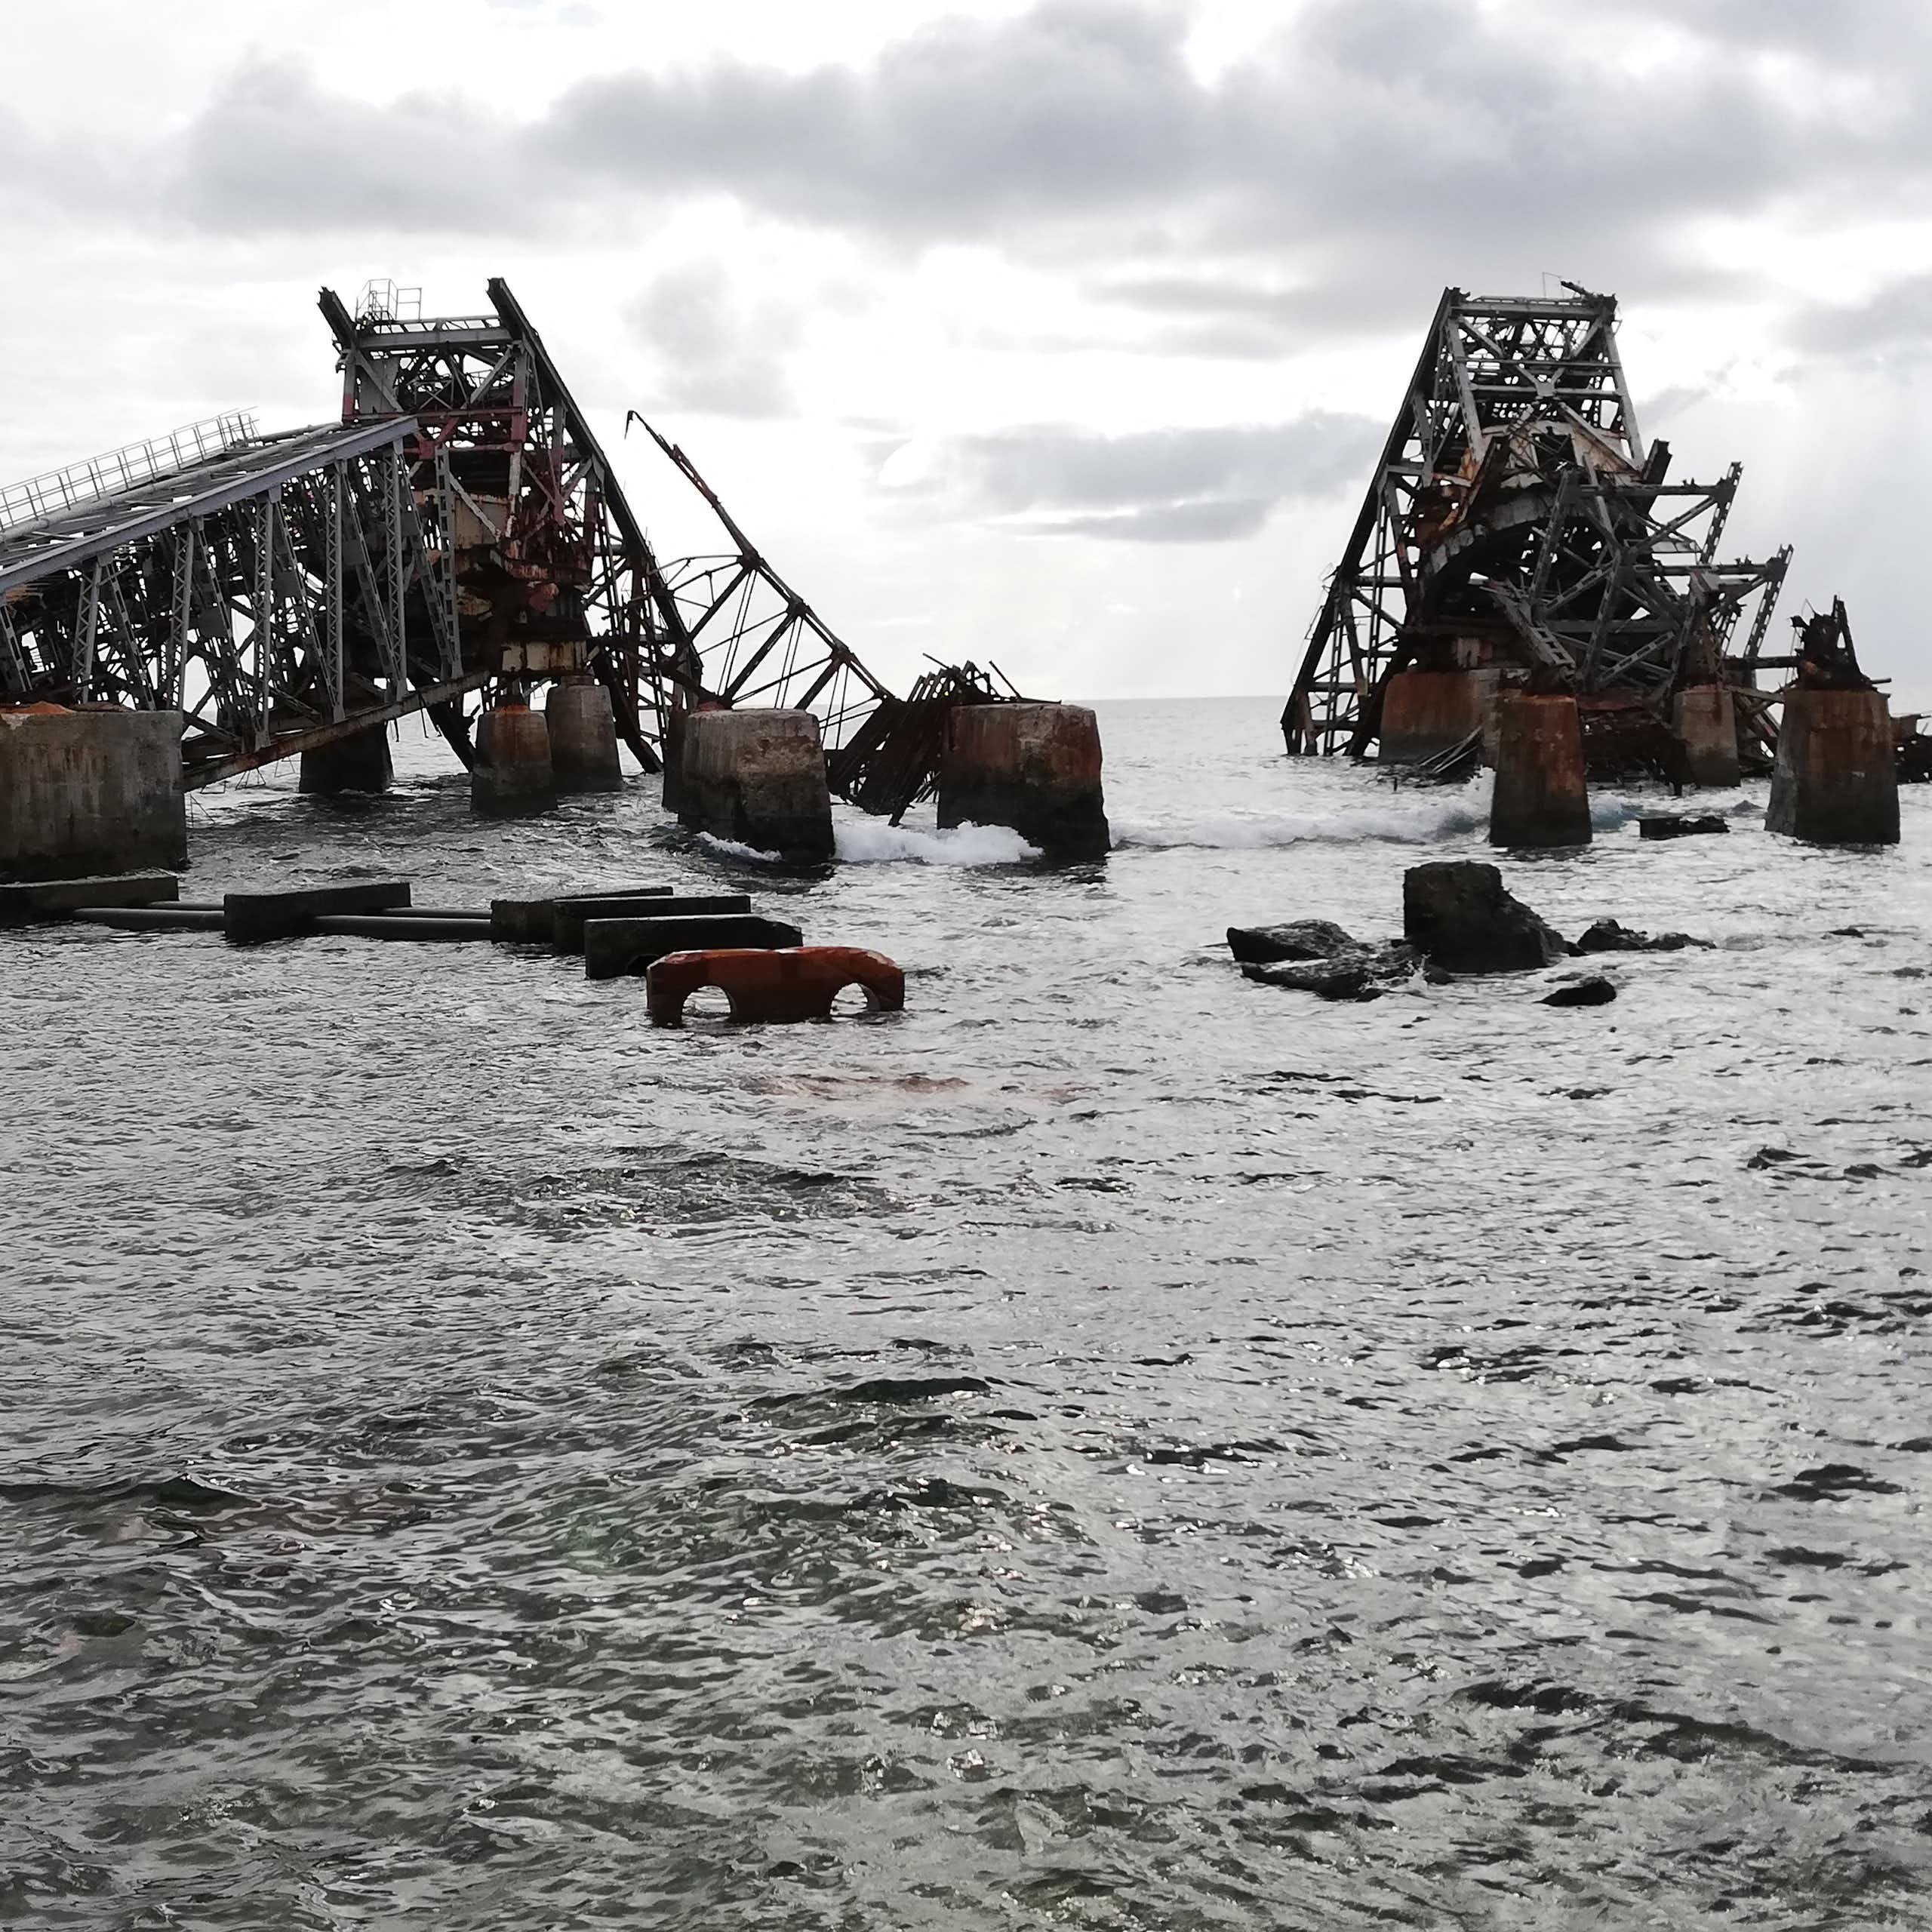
1226,860,1710,1004
1401,861,1566,973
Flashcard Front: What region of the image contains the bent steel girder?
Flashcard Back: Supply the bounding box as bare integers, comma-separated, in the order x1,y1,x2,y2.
1281,286,1787,758
627,415,894,754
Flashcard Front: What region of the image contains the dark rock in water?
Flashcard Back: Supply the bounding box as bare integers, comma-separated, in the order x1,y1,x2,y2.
1241,943,1419,1001
1226,918,1357,964
1542,975,1618,1007
1423,961,1455,986
1639,814,1730,840
1574,917,1709,955
1402,861,1566,974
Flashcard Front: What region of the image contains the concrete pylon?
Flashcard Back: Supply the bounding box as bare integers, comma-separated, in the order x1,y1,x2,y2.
0,706,188,881
545,678,623,792
1379,669,1501,764
471,703,555,816
938,703,1109,859
299,725,392,795
678,706,835,863
1489,694,1591,849
1672,686,1741,788
1767,688,1899,844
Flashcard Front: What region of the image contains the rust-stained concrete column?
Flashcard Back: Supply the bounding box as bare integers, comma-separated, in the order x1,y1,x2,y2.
1672,686,1741,789
1379,670,1499,764
679,706,835,863
545,678,623,792
1489,694,1591,849
471,703,555,815
938,703,1109,860
1767,688,1899,844
0,706,187,881
299,725,392,795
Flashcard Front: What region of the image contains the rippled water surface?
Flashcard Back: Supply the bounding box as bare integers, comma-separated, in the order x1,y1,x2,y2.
6,697,1932,1929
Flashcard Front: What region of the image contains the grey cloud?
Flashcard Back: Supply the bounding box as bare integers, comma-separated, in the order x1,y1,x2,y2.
1789,277,1932,366
538,4,1208,238
625,263,800,418
888,414,1379,543
1032,497,1275,543
171,59,515,237
37,0,1932,375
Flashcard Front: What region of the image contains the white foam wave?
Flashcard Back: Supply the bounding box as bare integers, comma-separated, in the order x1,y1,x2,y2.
835,820,1041,865
1112,785,1488,851
697,832,783,865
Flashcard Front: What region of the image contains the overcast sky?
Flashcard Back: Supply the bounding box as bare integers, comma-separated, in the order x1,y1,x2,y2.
5,0,1930,706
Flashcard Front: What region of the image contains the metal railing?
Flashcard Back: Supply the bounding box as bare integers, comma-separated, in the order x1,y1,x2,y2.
0,411,259,534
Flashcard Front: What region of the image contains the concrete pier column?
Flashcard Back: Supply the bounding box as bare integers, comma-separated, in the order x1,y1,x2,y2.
471,703,555,816
938,703,1109,860
299,725,392,795
0,706,188,881
545,678,623,793
1489,694,1591,849
1379,669,1500,764
1672,686,1741,789
679,706,834,863
1767,688,1899,844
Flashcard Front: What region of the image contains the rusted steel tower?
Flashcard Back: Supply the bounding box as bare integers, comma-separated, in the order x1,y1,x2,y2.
1282,286,1789,771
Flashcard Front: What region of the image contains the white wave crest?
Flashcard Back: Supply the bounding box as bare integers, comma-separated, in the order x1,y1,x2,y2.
835,820,1041,865
1112,786,1487,851
697,832,783,864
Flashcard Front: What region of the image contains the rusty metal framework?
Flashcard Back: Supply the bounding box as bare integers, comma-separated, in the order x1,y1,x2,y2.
0,276,964,802
1282,285,1789,758
0,415,471,786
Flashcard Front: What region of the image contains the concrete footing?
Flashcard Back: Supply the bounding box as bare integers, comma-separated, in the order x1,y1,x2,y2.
1767,688,1900,844
1380,670,1501,765
0,706,187,882
1489,694,1591,849
299,725,392,795
472,705,555,816
1672,686,1741,788
938,703,1109,860
546,679,623,792
678,708,835,863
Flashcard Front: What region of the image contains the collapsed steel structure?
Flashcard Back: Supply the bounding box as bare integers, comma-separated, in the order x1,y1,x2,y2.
1282,285,1790,764
0,278,952,802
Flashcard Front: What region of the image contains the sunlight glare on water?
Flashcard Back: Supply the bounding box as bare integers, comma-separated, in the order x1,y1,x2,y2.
5,697,1932,1930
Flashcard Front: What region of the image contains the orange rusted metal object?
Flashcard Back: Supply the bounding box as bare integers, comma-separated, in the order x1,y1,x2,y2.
647,946,906,1026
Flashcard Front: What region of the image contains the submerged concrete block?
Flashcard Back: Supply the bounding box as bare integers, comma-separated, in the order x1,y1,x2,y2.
546,679,623,792
0,707,187,883
299,725,392,795
679,708,834,863
1672,686,1741,789
1489,695,1591,849
938,703,1109,860
550,892,752,955
472,705,555,815
0,871,180,923
583,912,804,981
72,905,225,932
1767,688,1900,844
224,880,411,944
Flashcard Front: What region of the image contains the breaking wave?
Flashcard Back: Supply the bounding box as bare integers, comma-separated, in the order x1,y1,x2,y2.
835,820,1041,865
697,832,783,865
1112,783,1488,851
